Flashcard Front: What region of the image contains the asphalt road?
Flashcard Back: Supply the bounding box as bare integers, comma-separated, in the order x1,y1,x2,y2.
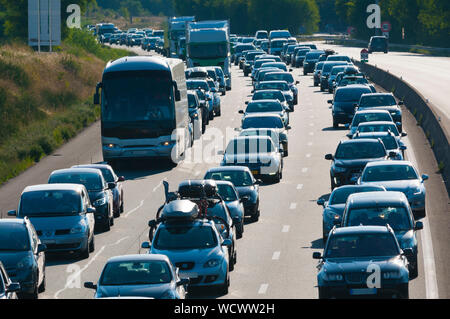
0,45,448,299
313,41,450,134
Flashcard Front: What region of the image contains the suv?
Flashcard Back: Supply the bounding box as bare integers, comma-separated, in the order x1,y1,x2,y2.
341,191,423,278
9,184,95,259
313,225,410,299
144,200,232,294
368,36,388,53
0,219,46,299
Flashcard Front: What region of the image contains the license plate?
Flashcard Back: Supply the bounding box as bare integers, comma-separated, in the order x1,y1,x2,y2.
251,170,259,175
350,288,377,295
179,272,198,279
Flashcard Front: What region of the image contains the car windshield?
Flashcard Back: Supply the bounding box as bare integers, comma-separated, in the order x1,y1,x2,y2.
206,71,217,81
263,73,294,84
189,43,227,59
253,91,285,102
257,82,289,91
49,172,104,191
326,233,399,258
225,138,276,154
329,187,383,205
360,95,397,107
323,63,348,73
362,165,419,182
242,116,284,129
217,184,238,201
205,170,254,187
261,63,287,71
306,52,324,60
315,62,324,71
346,207,412,231
187,81,209,91
255,60,275,68
357,124,399,136
379,135,398,149
0,224,30,251
187,71,208,79
352,113,392,127
102,70,174,123
296,49,310,57
247,102,283,113
154,225,217,250
271,40,287,48
19,190,81,217
100,261,172,286
235,45,254,53
335,142,385,159
335,88,372,102
331,67,347,76
188,94,198,109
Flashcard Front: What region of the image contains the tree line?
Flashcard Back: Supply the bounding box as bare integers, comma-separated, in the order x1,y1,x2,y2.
0,0,448,47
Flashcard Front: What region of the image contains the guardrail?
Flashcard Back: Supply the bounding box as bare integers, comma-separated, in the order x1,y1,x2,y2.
353,60,450,195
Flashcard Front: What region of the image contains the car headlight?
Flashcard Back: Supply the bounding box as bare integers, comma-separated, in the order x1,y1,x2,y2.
104,144,118,149
71,220,87,234
204,259,220,268
323,272,344,282
326,210,341,222
161,140,176,146
333,165,347,173
161,290,177,299
383,271,402,279
93,197,107,207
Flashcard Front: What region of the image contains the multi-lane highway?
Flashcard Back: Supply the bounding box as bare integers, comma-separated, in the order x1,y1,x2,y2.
0,45,448,299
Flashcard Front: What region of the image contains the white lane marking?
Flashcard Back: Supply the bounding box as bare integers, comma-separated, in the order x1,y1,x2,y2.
124,200,144,218
309,132,314,136
302,168,309,173
258,284,269,294
152,180,164,192
54,236,129,299
309,123,315,127
307,142,313,146
272,251,281,260
289,203,297,210
405,138,439,299
297,183,304,190
306,153,312,158
282,225,290,233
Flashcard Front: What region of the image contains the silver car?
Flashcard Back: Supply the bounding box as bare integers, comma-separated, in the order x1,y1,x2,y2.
359,161,428,219
240,100,289,126
84,254,188,299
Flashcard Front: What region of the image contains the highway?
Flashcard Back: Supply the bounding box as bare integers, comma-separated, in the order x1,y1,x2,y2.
314,41,450,133
0,45,448,299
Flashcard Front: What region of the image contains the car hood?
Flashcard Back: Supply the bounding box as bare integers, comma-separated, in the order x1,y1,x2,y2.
224,200,244,219
334,157,386,170
97,283,172,299
235,185,257,198
88,190,106,203
323,255,404,272
360,180,421,193
29,215,82,232
152,246,222,266
0,251,32,269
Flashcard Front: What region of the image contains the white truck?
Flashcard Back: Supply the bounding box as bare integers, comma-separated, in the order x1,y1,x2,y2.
186,20,232,91
168,16,195,58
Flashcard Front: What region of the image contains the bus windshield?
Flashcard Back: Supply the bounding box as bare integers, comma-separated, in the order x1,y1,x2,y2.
102,71,175,123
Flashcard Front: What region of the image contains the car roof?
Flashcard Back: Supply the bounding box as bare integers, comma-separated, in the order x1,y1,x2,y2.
333,225,392,235
355,109,391,115
249,99,281,104
50,168,103,176
240,128,280,135
332,184,386,193
258,81,289,85
0,218,28,226
243,113,283,119
361,92,394,97
354,132,394,138
231,135,272,142
106,254,171,264
347,191,408,207
365,160,414,168
358,121,397,126
253,89,283,94
336,84,372,91
22,184,85,193
206,166,252,173
340,138,381,145
72,164,112,170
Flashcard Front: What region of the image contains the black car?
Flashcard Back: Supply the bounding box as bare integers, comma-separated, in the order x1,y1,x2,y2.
0,262,21,299
356,93,403,132
368,36,388,54
313,225,410,299
204,167,262,222
325,138,393,190
329,85,373,128
48,168,116,232
0,219,46,299
303,50,325,75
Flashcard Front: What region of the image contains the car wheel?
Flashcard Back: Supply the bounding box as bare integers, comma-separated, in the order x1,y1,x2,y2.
318,287,329,299
303,71,307,76
237,223,243,239
89,235,95,253
400,283,409,299
331,178,336,191
320,86,324,92
229,250,235,271
80,245,90,260
220,273,230,295
409,254,418,279
314,82,318,87
333,119,339,129
113,206,120,218
251,204,260,222
273,171,281,183
216,109,221,117
120,201,124,214
103,218,111,232
415,209,426,219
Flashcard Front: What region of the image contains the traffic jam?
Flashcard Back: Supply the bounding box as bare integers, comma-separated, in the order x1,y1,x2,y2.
0,20,429,300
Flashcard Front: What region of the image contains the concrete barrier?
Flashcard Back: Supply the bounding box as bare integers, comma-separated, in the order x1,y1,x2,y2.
354,60,450,195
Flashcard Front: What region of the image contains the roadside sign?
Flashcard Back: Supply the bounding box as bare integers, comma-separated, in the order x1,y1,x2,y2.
360,48,369,63
28,0,61,51
381,21,392,33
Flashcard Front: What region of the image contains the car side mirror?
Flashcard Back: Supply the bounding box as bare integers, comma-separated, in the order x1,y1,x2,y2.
245,101,249,105
108,183,116,190
84,282,97,290
398,101,404,105
175,90,181,102
177,278,190,287
317,199,325,206
414,221,423,231
389,151,398,158
403,248,414,258
422,174,429,182
93,92,100,105
325,154,333,160
37,244,47,254
141,242,151,249
353,103,359,108
222,239,232,247
286,125,292,130
296,81,300,85
401,132,408,137
255,179,263,185
6,282,21,293
400,145,407,151
327,100,333,104
289,69,293,72
148,220,157,228
312,252,322,259
87,207,96,214
238,110,244,114
346,133,353,139
344,123,350,129
7,210,17,217
118,176,125,182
